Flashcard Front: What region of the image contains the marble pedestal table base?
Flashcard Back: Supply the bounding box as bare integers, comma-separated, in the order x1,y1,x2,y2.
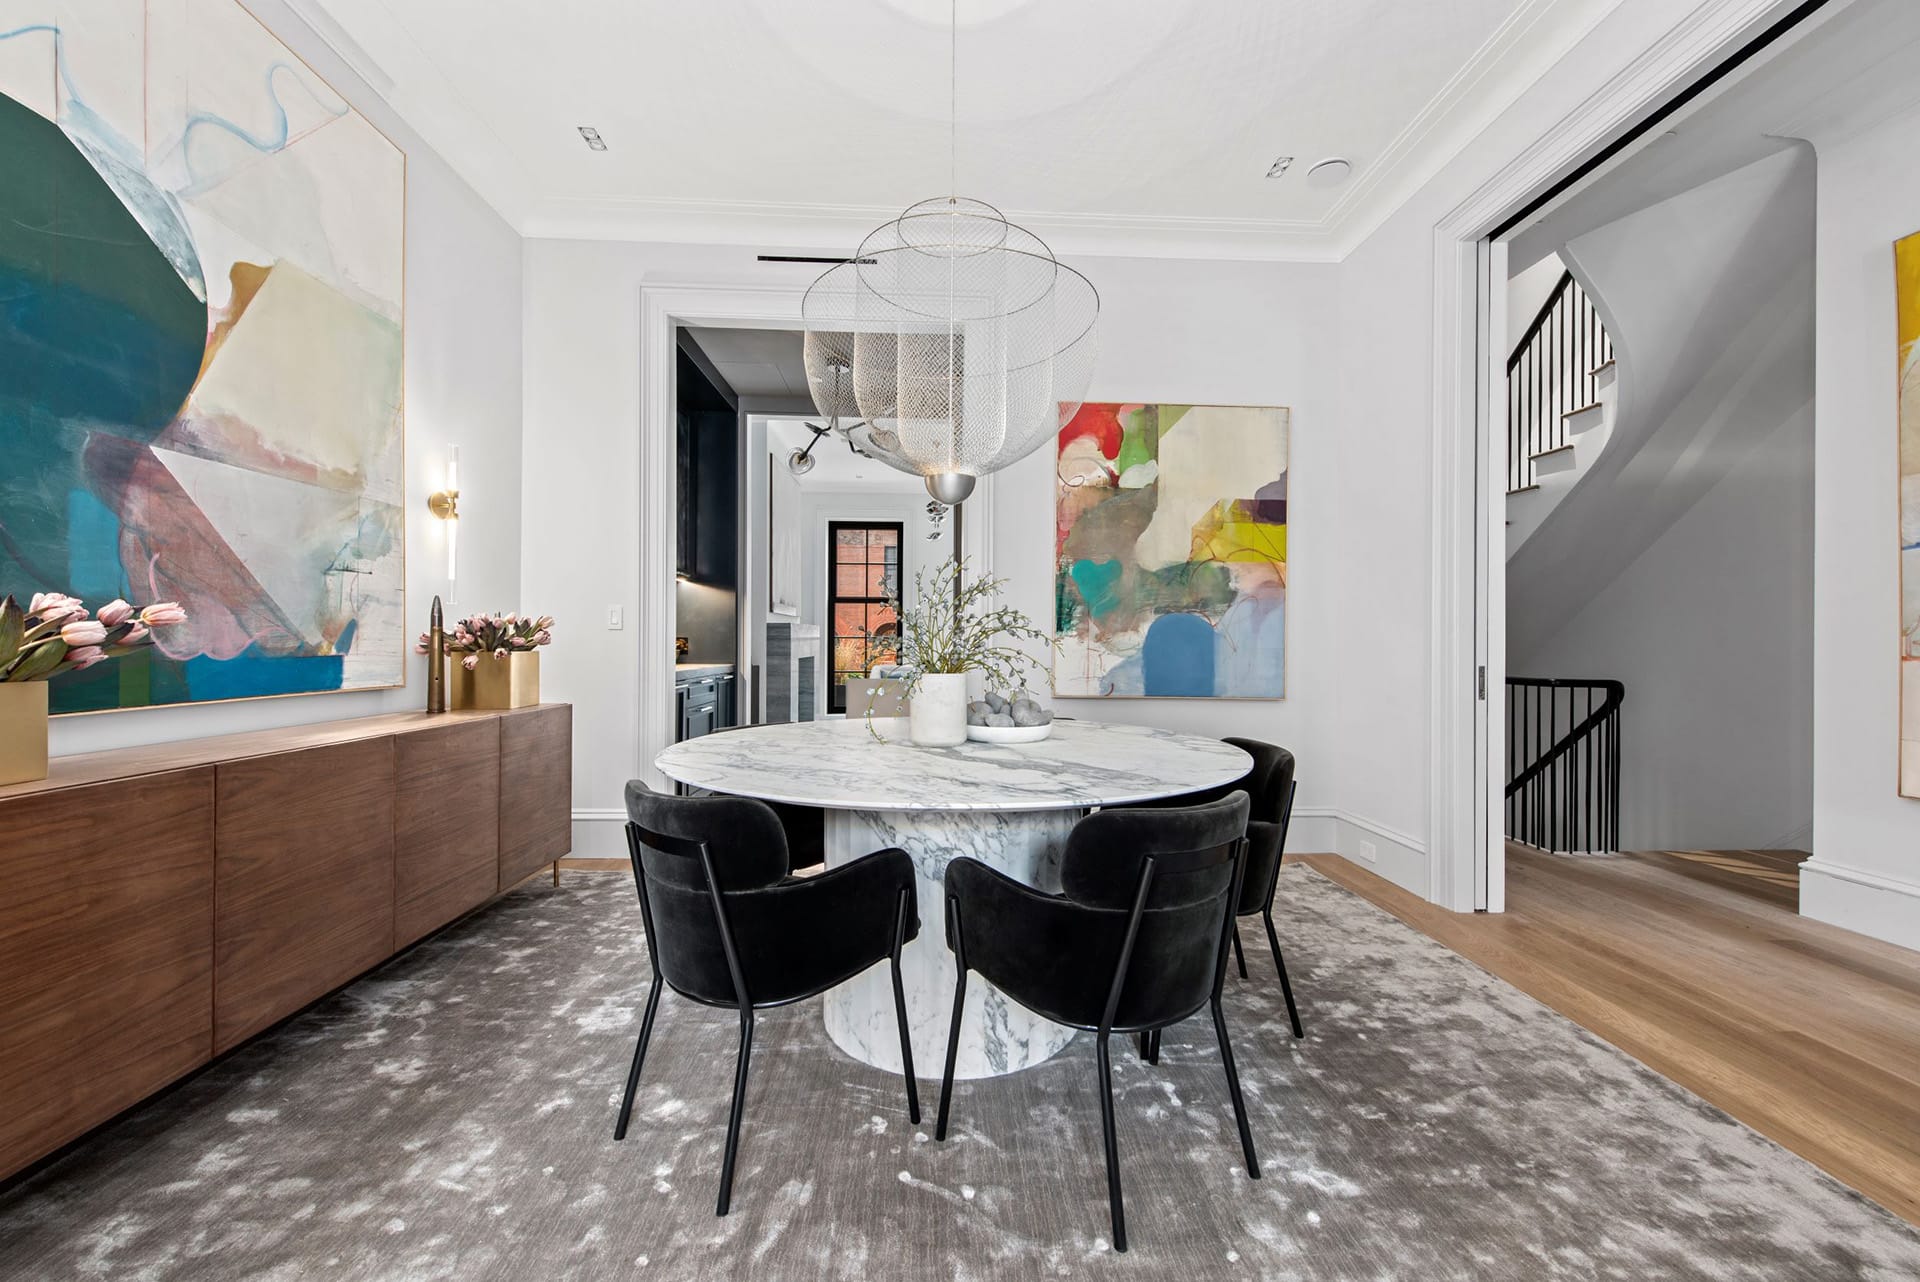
822,807,1081,1080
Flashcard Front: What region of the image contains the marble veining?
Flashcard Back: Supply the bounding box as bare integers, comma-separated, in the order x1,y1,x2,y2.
822,807,1081,1080
655,718,1251,812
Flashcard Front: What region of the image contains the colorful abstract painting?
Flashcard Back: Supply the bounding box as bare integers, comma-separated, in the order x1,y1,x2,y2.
1898,231,1920,796
1055,403,1287,698
0,2,405,713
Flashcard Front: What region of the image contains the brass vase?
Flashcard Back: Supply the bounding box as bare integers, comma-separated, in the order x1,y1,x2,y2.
0,681,50,786
450,651,541,710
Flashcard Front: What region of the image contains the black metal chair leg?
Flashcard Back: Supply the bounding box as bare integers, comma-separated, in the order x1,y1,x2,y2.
889,888,921,1124
613,973,664,1141
1263,910,1304,1039
935,965,968,1140
1210,996,1260,1180
715,1010,754,1216
1231,922,1248,980
1148,1028,1160,1064
1136,1031,1151,1062
1095,1032,1127,1252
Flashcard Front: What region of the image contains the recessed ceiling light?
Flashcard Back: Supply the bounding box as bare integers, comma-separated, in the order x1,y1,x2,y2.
1265,155,1294,180
577,126,607,152
1306,157,1353,189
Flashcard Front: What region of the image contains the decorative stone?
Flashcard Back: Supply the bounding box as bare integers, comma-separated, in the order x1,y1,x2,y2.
1011,700,1049,727
983,691,1009,713
985,712,1014,727
967,700,993,725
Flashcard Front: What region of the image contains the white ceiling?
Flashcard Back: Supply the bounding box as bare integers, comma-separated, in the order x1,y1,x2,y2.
766,417,925,491
290,0,1624,259
683,326,810,400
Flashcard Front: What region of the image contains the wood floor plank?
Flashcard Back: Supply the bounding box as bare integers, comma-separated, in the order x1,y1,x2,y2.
1296,851,1920,1228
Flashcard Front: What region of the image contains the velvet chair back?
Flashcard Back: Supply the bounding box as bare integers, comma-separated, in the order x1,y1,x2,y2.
623,779,790,1004
1219,739,1296,916
1047,792,1250,1030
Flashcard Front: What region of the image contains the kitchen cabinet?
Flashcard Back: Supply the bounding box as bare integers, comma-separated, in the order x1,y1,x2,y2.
674,667,736,743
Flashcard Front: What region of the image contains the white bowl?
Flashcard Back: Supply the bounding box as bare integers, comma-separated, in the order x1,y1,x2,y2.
965,721,1054,744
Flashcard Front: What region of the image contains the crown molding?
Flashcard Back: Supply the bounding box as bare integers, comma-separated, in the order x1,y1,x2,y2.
519,194,1342,262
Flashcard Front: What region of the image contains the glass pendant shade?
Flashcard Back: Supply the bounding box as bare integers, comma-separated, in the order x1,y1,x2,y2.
802,197,1098,502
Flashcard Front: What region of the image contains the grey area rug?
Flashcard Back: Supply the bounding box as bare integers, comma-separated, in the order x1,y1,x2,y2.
2,866,1917,1281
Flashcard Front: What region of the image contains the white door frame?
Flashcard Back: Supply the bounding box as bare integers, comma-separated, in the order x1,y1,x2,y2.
638,281,994,783
1426,0,1798,912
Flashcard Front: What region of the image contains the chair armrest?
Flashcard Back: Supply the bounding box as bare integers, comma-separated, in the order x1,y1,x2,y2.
945,857,1120,1025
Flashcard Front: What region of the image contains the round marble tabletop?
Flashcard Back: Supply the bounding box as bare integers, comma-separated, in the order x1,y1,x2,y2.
653,718,1252,812
652,720,1252,1081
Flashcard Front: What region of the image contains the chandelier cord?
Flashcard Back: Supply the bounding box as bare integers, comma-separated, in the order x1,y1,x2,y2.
949,0,957,199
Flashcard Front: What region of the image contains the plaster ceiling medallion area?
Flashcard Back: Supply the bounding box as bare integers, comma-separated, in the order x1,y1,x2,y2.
294,0,1607,257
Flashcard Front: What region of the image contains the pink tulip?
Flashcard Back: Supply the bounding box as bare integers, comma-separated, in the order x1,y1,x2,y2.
122,623,150,644
492,646,508,660
64,645,108,669
533,616,555,632
60,620,108,646
462,653,479,671
29,592,85,623
98,599,134,626
502,612,517,624
534,629,552,646
140,602,187,627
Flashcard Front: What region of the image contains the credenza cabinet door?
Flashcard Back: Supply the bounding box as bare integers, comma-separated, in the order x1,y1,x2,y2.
214,738,396,1053
395,718,501,948
499,704,572,888
0,767,215,1177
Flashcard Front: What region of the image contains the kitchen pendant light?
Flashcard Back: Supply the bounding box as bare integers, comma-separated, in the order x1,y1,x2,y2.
800,4,1098,505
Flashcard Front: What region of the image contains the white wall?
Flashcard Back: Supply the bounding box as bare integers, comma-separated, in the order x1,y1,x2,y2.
48,0,524,758
1507,251,1567,344
520,241,1349,855
1804,100,1920,951
1514,402,1814,850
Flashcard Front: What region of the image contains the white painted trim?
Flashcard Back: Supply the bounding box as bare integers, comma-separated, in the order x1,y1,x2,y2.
1428,0,1798,915
1799,859,1920,953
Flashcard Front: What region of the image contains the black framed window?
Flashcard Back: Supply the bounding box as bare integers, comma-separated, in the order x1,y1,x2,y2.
828,521,902,714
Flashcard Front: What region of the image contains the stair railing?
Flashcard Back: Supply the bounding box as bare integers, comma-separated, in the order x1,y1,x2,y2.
1507,271,1613,494
1505,677,1623,854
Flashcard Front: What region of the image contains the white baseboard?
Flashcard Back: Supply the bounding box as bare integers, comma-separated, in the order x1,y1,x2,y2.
1799,858,1920,954
571,808,628,859
575,803,1437,904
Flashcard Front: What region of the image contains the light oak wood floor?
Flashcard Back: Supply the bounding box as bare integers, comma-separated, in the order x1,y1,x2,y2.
1300,847,1920,1229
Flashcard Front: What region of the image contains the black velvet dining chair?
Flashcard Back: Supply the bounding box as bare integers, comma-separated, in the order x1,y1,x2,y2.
618,780,919,1215
1122,738,1305,1040
933,793,1260,1252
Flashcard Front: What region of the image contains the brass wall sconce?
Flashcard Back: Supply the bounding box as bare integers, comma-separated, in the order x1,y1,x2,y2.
427,444,460,583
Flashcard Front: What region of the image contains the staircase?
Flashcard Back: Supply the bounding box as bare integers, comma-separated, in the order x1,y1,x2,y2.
1506,271,1615,556
1506,677,1623,854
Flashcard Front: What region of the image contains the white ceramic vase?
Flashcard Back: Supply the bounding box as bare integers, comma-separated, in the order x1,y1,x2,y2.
909,672,970,747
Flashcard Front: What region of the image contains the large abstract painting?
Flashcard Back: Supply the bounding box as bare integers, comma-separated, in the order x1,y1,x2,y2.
1055,403,1287,698
0,2,405,713
1898,231,1920,796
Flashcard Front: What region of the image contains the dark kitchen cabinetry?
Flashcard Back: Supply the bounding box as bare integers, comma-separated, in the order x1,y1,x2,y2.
675,347,738,588
675,670,735,743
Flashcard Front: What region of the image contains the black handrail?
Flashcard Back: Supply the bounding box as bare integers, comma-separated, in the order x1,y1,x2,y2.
1506,677,1623,853
1506,271,1613,494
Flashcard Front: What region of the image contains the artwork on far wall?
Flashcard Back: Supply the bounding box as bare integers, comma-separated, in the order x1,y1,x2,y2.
1897,230,1920,797
1054,403,1288,699
0,2,405,714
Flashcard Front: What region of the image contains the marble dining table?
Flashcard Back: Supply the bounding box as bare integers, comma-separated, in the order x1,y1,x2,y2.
653,718,1251,1080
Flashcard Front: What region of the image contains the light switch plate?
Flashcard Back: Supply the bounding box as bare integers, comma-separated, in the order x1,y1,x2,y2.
607,605,623,630
1358,839,1378,864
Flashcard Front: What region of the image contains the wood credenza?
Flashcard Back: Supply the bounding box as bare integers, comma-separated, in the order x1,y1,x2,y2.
0,703,571,1182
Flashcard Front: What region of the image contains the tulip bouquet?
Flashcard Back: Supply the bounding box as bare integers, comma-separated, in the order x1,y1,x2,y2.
416,611,554,671
0,593,187,682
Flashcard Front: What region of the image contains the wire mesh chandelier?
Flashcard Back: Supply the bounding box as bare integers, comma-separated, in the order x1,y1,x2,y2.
800,8,1099,506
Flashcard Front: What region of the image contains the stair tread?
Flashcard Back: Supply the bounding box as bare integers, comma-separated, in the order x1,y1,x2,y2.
1506,484,1541,496
1591,358,1616,375
1561,401,1603,419
1531,443,1576,461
